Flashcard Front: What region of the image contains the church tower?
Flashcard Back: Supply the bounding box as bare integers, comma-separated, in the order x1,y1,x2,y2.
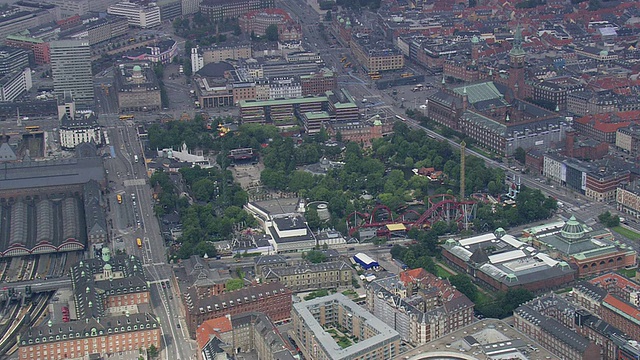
509,24,526,98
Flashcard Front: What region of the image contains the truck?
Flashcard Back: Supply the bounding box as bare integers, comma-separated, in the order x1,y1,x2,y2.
134,155,139,163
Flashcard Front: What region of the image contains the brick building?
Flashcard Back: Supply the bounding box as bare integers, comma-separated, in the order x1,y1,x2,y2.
573,111,640,143
523,216,636,278
18,249,160,359
300,70,336,96
239,8,301,42
5,34,50,65
184,282,292,338
514,294,603,360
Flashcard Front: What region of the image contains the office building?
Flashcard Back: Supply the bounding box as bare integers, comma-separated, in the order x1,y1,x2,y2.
181,0,202,15
156,0,182,20
199,0,274,21
107,1,161,29
5,34,50,65
50,40,94,105
0,46,29,76
114,62,162,112
292,293,401,360
301,70,336,96
0,68,32,101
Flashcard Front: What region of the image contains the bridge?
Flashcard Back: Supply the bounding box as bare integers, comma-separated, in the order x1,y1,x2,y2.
0,278,72,295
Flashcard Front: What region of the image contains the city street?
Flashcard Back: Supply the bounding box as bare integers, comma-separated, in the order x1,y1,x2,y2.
100,114,196,360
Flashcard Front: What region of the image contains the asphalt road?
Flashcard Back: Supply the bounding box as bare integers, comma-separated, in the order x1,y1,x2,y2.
100,114,196,360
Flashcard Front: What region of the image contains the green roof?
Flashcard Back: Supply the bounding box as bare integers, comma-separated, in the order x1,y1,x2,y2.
333,102,357,109
300,71,334,79
239,96,328,108
304,111,330,119
453,81,503,104
6,34,44,44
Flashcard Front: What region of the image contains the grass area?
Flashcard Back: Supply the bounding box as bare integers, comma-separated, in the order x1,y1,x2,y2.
336,337,352,349
612,226,640,241
435,265,452,279
555,287,573,294
475,289,491,304
342,289,357,297
617,268,637,279
304,289,329,301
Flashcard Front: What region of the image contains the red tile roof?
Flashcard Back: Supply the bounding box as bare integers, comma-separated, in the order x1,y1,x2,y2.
603,294,640,323
196,315,232,349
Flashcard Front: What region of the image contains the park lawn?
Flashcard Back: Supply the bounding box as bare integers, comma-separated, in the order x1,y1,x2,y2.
435,265,452,279
612,226,640,241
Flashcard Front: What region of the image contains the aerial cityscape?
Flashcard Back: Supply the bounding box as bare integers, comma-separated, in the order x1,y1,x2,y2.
0,0,638,359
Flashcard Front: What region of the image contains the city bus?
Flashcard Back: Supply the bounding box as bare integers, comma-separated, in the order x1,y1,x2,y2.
116,194,122,204
136,238,142,248
25,126,40,131
371,75,381,80
401,72,414,78
119,115,134,121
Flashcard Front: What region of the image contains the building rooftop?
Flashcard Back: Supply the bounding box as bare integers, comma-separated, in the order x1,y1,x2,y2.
397,318,559,360
184,282,291,315
293,293,401,360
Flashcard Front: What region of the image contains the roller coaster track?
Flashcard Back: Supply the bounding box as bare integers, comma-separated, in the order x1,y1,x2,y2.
347,194,477,236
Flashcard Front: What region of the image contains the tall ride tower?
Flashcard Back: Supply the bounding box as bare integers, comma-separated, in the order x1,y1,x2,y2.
460,140,466,201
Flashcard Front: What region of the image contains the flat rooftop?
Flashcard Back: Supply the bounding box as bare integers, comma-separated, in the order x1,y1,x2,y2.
397,319,560,360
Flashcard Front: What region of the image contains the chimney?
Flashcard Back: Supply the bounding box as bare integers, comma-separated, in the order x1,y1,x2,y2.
566,130,575,157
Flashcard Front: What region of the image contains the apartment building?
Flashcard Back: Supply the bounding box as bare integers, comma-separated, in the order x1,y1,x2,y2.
107,1,161,29
184,282,292,338
190,44,252,73
261,260,352,292
197,312,296,360
367,268,474,346
292,293,401,360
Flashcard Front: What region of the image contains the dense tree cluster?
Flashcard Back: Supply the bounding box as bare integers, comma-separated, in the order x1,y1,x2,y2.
476,288,534,318
598,211,620,227
474,187,557,230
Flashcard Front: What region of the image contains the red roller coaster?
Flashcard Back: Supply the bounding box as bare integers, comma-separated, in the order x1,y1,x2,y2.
347,194,476,236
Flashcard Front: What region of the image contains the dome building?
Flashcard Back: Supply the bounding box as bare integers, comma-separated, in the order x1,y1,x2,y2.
523,215,636,277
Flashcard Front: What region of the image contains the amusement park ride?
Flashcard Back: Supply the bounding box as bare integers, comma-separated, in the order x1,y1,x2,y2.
346,194,477,236
347,141,480,237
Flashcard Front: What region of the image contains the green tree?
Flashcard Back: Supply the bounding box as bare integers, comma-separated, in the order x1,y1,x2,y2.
305,250,328,263
265,24,279,42
226,278,245,291
514,147,526,164
449,274,477,301
598,211,620,227
147,344,159,359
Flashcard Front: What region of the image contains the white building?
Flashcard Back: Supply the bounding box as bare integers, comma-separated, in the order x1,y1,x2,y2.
0,68,32,102
181,0,201,15
157,143,212,168
59,111,102,149
543,153,565,185
107,1,161,29
190,47,204,74
268,77,301,99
